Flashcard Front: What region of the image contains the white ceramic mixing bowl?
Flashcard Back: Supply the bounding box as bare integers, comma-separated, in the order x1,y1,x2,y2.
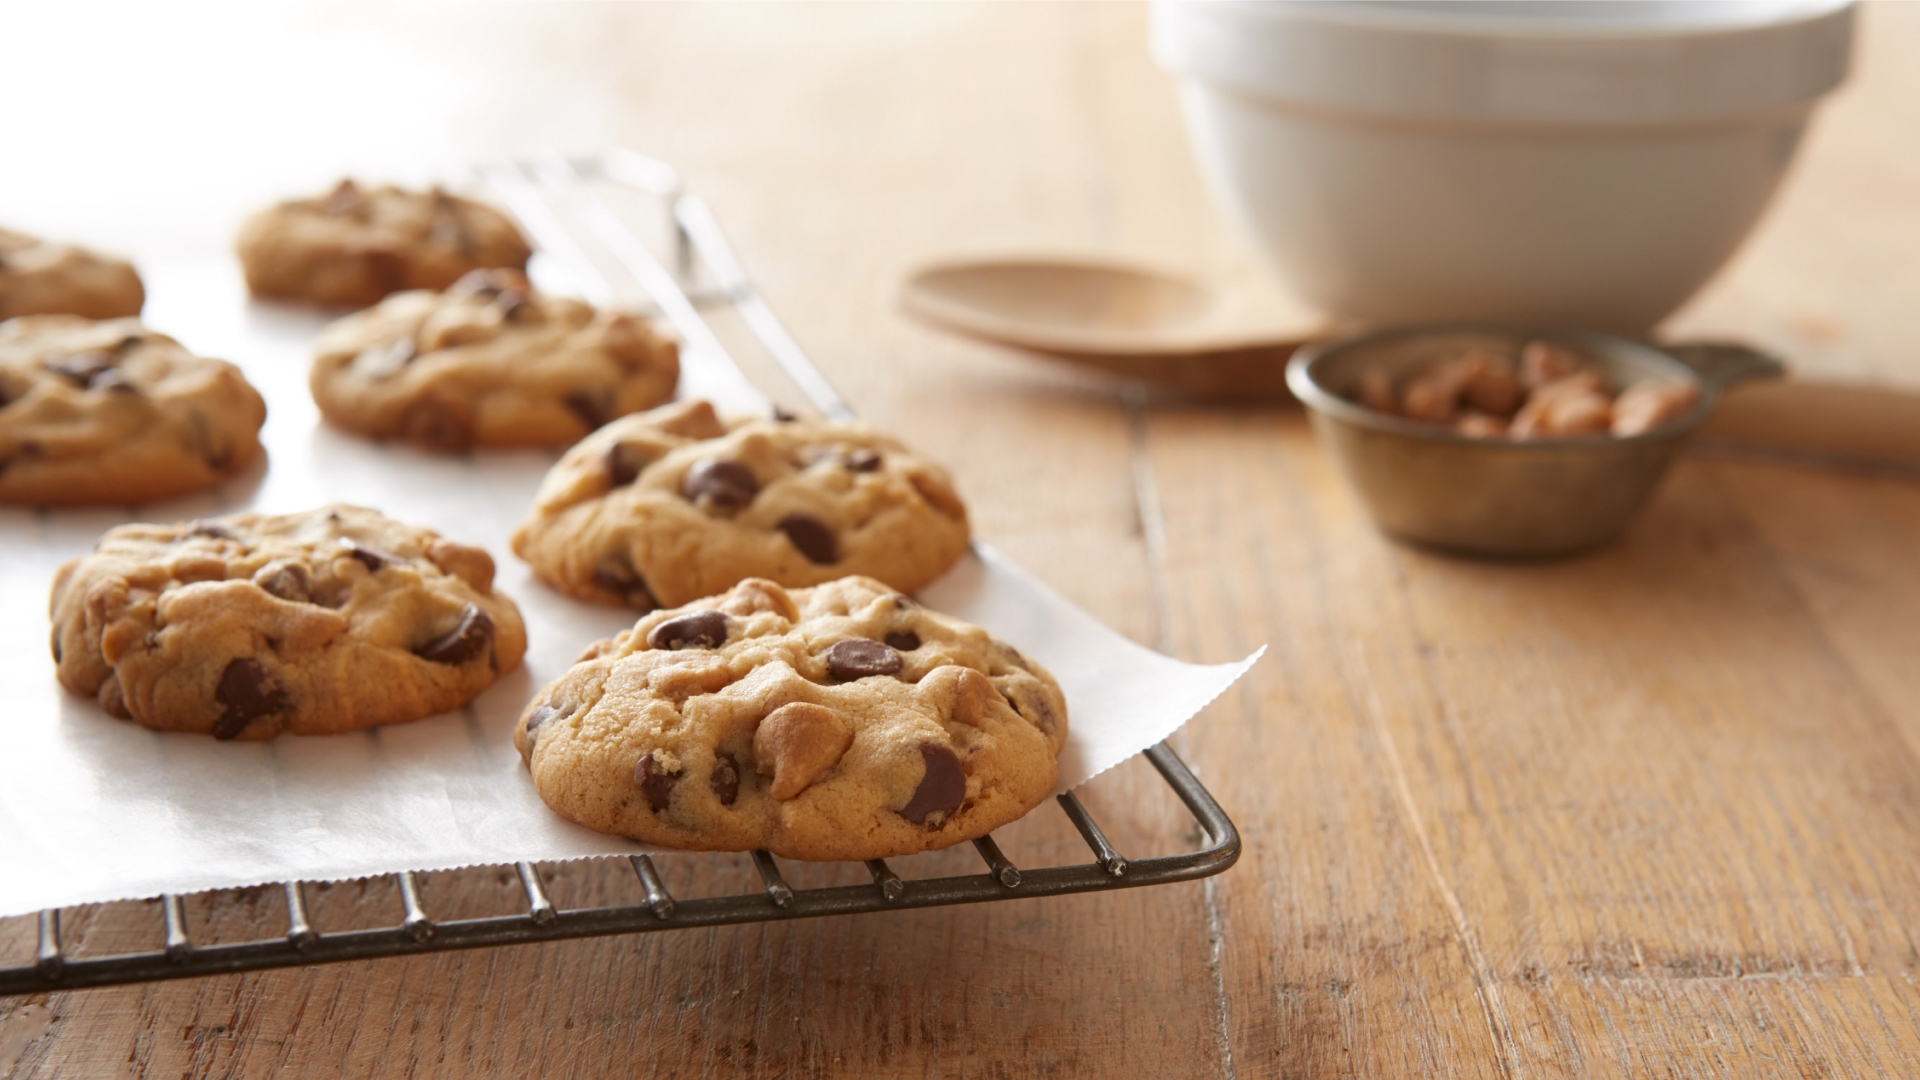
1152,1,1855,332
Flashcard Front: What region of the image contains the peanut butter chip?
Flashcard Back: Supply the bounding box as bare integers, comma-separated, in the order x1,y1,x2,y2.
825,639,902,682
647,610,729,650
899,744,966,825
753,702,853,801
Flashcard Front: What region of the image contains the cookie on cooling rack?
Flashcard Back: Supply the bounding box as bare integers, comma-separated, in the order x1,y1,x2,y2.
0,316,266,506
0,226,144,320
51,505,527,739
510,399,971,610
309,268,679,450
514,575,1066,860
237,179,531,308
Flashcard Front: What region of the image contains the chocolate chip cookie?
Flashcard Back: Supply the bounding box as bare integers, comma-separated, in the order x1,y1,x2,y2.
51,505,528,739
511,399,971,610
309,269,679,450
0,316,266,506
515,575,1066,860
237,180,532,308
0,227,144,320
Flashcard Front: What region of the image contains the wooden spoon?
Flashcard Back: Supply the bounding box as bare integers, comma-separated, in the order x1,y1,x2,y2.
898,257,1327,397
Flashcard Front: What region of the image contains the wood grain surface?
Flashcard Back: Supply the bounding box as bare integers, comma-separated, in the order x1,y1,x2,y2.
5,3,1920,1077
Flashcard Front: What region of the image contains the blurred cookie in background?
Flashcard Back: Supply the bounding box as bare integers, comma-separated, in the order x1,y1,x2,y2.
0,226,144,320
309,268,678,450
237,179,531,308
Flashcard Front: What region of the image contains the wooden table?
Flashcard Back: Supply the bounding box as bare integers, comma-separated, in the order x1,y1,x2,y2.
6,4,1920,1076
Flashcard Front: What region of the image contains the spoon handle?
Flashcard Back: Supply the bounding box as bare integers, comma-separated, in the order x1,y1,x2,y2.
1702,379,1920,471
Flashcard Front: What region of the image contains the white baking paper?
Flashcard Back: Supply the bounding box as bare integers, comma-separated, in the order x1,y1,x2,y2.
0,256,1260,917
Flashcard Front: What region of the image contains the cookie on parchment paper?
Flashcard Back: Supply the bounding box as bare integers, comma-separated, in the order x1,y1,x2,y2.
0,226,144,321
51,505,527,740
0,316,265,506
511,399,970,610
309,268,679,450
514,575,1066,860
237,179,531,308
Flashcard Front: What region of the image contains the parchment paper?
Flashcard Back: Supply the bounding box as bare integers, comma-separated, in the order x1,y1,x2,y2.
0,256,1260,917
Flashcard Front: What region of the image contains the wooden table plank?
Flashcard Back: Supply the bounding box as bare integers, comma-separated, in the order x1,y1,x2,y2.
8,2,1920,1076
1143,405,1920,1076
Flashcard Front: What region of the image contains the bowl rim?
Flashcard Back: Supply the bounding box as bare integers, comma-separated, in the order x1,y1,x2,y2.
1284,323,1718,450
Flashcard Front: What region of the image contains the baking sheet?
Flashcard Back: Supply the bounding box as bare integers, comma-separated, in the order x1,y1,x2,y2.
0,253,1261,918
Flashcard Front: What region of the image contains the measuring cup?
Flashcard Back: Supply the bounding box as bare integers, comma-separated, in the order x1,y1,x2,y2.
1285,325,1784,557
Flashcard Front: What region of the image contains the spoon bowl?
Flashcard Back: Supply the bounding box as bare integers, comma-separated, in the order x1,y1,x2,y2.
899,256,1320,396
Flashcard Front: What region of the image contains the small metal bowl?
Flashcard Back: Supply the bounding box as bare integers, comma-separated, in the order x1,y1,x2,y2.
1285,325,1784,557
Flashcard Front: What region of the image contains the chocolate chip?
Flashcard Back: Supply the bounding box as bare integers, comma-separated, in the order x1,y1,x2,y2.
186,521,240,541
777,513,837,564
405,395,475,451
98,674,130,720
354,337,415,379
591,554,656,607
492,288,531,322
416,604,494,666
49,627,61,664
647,609,729,651
635,753,679,812
342,538,401,572
711,754,740,806
563,389,614,431
48,351,115,386
213,658,289,740
605,442,649,486
845,448,882,472
525,703,557,735
256,562,311,603
89,369,139,394
680,458,758,512
884,630,921,652
899,744,966,825
429,207,477,259
449,268,505,299
826,638,903,681
771,405,798,422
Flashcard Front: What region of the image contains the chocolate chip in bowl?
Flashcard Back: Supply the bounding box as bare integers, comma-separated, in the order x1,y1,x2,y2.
1285,325,1784,557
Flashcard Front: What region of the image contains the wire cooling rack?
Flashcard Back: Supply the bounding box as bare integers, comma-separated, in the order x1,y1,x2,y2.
0,151,1238,997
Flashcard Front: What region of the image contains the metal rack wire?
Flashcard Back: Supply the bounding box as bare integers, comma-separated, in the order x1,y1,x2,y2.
0,151,1238,997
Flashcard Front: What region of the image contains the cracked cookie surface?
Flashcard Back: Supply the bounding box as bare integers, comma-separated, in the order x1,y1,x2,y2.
515,576,1066,860
0,226,144,320
309,269,678,449
511,399,970,609
0,316,266,505
51,504,528,739
237,180,531,308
